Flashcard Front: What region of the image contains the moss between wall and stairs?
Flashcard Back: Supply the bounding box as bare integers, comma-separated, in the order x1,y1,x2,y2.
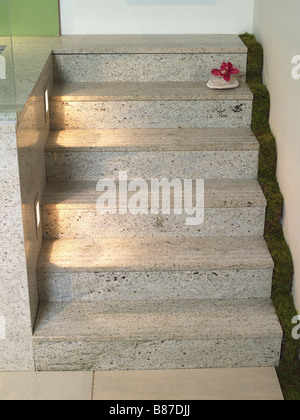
239,33,300,401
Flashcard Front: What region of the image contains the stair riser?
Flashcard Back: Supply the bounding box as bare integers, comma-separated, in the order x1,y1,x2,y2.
33,337,281,371
50,99,253,130
54,53,247,83
45,150,259,181
42,207,266,239
38,268,273,303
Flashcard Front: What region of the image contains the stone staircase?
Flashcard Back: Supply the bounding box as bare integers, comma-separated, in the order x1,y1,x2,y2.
33,35,283,371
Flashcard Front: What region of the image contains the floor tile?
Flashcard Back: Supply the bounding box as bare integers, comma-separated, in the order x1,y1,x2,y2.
0,372,93,400
93,368,284,400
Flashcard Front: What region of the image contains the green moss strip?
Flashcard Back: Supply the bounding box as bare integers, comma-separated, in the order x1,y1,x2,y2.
239,33,300,400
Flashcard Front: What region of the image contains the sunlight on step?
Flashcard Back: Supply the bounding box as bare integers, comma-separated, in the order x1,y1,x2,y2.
46,238,142,270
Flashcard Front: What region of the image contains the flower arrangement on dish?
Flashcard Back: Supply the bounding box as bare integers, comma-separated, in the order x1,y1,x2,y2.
207,62,240,89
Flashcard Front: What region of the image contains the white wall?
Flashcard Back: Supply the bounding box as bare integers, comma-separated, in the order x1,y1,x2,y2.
253,0,300,313
59,0,253,35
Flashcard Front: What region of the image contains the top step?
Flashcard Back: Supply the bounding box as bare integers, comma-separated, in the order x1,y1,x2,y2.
52,35,248,83
53,35,248,55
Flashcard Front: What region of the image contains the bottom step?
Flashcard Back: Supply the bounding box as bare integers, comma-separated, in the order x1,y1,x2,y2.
33,299,282,371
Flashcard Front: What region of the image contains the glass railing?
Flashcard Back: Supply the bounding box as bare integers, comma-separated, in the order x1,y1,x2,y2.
0,1,17,121
0,2,58,123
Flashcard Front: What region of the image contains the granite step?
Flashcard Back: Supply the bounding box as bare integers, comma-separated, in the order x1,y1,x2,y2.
45,128,259,181
53,34,247,83
41,179,267,239
32,298,283,371
37,236,274,302
49,82,253,130
53,34,248,55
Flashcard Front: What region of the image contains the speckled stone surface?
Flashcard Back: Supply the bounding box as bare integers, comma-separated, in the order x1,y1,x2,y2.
42,207,266,239
37,236,274,273
38,268,273,303
45,127,259,181
50,81,253,101
42,179,266,208
50,99,252,130
46,127,259,152
34,336,283,371
42,179,266,239
49,82,253,129
32,298,282,371
16,54,54,328
0,39,54,371
54,53,247,83
53,35,248,54
45,150,258,181
37,235,274,302
0,123,36,371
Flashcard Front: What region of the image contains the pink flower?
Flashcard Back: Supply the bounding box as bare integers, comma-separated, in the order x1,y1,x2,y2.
211,62,240,82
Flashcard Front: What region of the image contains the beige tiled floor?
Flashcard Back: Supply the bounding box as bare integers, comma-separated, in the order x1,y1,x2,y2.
0,371,93,400
0,368,284,400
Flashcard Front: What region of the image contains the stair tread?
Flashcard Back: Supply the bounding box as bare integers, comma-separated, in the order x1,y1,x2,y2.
42,179,267,209
53,34,248,55
50,81,253,102
46,128,259,152
37,236,274,273
33,298,282,342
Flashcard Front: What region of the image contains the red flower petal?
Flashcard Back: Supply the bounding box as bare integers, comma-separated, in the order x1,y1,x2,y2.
227,62,233,70
211,69,221,76
223,74,231,82
230,68,240,75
